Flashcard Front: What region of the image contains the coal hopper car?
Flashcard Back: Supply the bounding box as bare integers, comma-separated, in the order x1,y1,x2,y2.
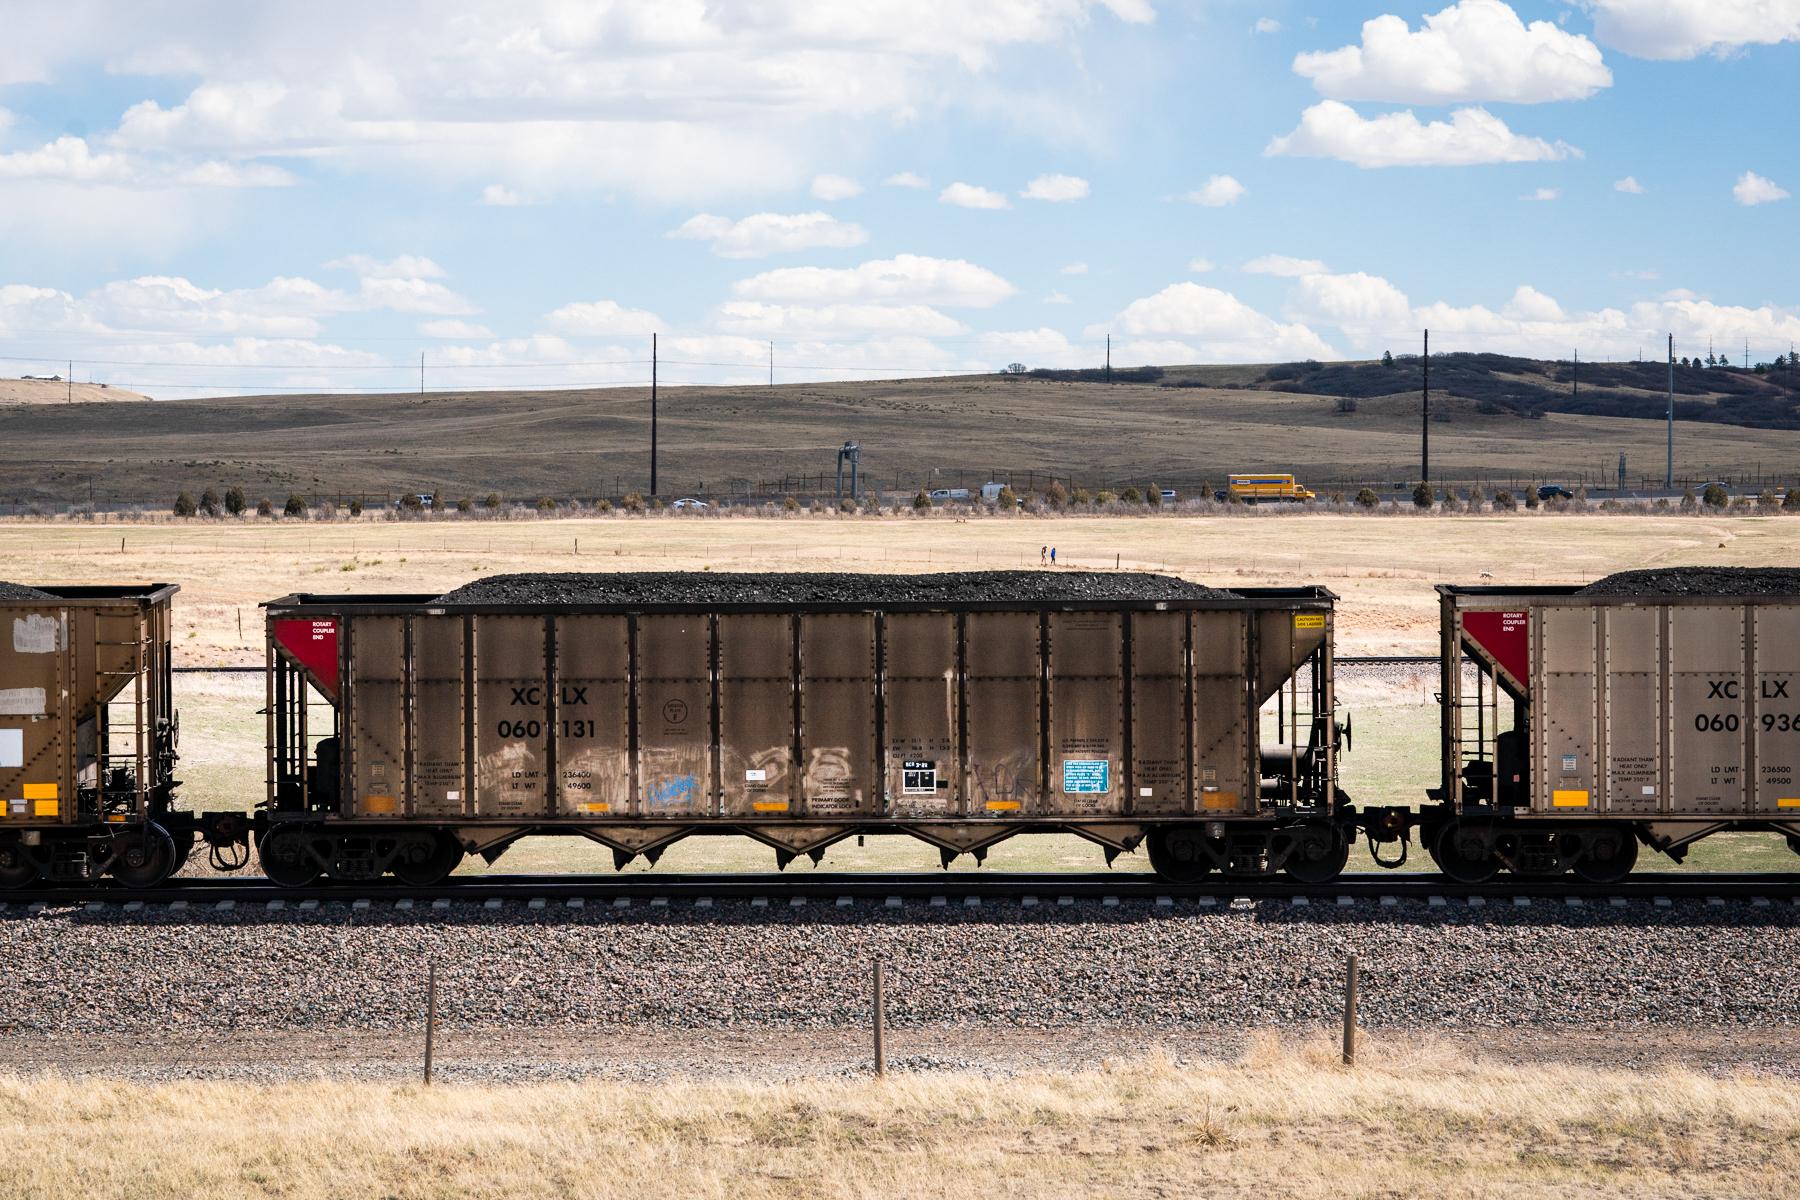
1430,569,1800,881
260,573,1347,886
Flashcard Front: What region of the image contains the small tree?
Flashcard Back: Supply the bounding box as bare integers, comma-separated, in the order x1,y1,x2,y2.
622,491,645,513
1095,489,1116,505
173,490,197,518
1759,488,1778,509
1354,487,1380,508
199,487,221,517
1044,481,1068,509
1784,488,1800,512
1145,483,1162,507
1679,487,1698,512
456,496,473,513
348,498,364,516
1702,482,1728,508
256,497,274,517
1411,482,1433,509
1071,486,1092,506
1439,489,1460,513
783,495,800,512
224,486,246,516
400,493,423,512
482,493,501,509
1003,362,1027,375
430,488,443,512
912,489,932,511
1493,490,1517,511
284,493,308,517
997,485,1017,509
1382,350,1395,367
1524,489,1540,509
1121,485,1143,504
536,496,556,511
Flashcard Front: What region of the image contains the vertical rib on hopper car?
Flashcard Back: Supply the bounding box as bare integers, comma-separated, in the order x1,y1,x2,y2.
261,575,1343,885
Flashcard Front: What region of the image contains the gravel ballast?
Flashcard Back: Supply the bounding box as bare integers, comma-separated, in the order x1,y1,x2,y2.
438,571,1237,606
0,581,55,601
4,902,1795,1040
1579,567,1800,597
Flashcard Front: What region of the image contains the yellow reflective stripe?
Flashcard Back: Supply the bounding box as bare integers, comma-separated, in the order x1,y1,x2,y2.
984,800,1021,811
751,800,790,812
22,783,57,801
1552,789,1590,808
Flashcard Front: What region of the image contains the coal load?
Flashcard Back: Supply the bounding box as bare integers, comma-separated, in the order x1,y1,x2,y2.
1579,567,1800,598
0,582,55,602
439,570,1236,607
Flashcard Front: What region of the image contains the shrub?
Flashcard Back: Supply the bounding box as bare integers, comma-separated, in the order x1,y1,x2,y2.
224,486,246,516
456,497,473,513
348,498,364,516
173,490,197,518
400,493,423,511
1702,482,1728,508
783,495,800,512
1044,481,1068,509
482,493,501,509
595,498,612,513
997,486,1018,509
1354,487,1380,508
1467,486,1486,510
199,487,221,517
536,496,556,511
1493,490,1517,511
284,493,308,517
1785,489,1800,512
430,489,443,512
1071,487,1092,506
1411,483,1433,509
1654,497,1671,510
1524,489,1539,509
1095,490,1115,505
256,497,273,517
1759,488,1778,509
1121,486,1143,504
840,499,857,513
622,492,645,514
1145,484,1162,507
1439,489,1460,512
913,489,932,511
1680,487,1698,512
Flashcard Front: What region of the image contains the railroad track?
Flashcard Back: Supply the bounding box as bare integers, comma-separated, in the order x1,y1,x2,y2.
169,656,1446,675
9,871,1800,908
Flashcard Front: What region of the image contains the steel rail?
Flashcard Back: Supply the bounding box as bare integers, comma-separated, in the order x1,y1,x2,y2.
10,871,1800,908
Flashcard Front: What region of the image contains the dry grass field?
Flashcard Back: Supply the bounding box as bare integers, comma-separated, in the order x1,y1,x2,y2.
0,378,149,406
4,374,1796,505
4,1034,1795,1199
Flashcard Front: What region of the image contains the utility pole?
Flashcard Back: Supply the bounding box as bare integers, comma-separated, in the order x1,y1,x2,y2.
419,351,424,395
1421,329,1430,485
768,340,774,386
1745,338,1750,371
1665,333,1674,489
1572,347,1578,398
67,361,72,403
1105,334,1111,383
658,331,666,496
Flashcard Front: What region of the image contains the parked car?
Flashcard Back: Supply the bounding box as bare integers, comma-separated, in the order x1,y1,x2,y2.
671,498,708,510
1159,489,1178,503
1536,484,1574,501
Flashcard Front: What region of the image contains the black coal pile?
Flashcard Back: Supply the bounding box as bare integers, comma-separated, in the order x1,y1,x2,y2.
0,582,55,601
1579,567,1800,597
439,571,1236,606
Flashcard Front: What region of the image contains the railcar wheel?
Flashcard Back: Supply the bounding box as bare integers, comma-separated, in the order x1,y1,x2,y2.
392,832,464,887
1284,824,1349,884
1431,822,1499,885
1572,827,1638,884
1147,827,1212,883
259,826,323,888
0,841,39,889
110,824,178,889
168,829,194,876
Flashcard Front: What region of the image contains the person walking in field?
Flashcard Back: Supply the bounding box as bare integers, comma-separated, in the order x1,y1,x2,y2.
1040,545,1047,566
1050,547,1057,566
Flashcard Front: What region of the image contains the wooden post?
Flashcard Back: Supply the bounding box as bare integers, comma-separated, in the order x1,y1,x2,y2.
1341,953,1359,1066
424,962,438,1085
873,959,887,1077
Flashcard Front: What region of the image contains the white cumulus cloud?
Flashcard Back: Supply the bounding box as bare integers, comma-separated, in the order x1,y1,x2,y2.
1293,271,1413,336
1245,254,1329,277
481,184,531,206
1060,262,1090,275
883,171,930,188
1043,290,1073,304
733,254,1017,308
939,182,1011,209
1293,0,1611,104
1188,258,1216,273
669,211,869,258
1614,175,1645,193
1088,282,1336,361
714,300,966,338
1734,170,1790,206
1254,18,1283,34
1588,0,1800,60
1187,175,1246,206
1021,173,1089,201
1521,186,1559,201
810,174,863,200
544,299,663,336
419,319,494,339
1267,101,1580,167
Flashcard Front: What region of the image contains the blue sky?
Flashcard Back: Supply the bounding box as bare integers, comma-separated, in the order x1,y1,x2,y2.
0,0,1795,396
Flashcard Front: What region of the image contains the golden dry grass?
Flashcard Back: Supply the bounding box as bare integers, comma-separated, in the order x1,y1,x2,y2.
3,1033,1794,1199
6,509,1800,659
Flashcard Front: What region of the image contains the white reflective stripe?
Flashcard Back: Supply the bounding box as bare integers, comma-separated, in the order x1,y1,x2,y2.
0,688,47,716
0,728,21,767
11,614,61,654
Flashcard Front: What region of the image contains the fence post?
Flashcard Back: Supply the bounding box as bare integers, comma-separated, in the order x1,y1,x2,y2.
873,958,887,1077
1341,953,1359,1066
424,961,438,1085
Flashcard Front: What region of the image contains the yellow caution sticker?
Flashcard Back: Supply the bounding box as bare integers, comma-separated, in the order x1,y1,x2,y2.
578,802,611,813
22,783,56,800
1294,613,1326,629
34,799,59,817
1200,791,1240,810
751,800,790,812
1552,789,1591,808
1778,798,1800,809
984,800,1022,811
361,794,399,815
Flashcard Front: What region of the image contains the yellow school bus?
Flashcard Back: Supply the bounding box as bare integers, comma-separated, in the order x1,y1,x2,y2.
1222,474,1316,503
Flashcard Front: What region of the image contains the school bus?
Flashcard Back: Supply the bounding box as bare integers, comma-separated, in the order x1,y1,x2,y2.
1219,474,1316,503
